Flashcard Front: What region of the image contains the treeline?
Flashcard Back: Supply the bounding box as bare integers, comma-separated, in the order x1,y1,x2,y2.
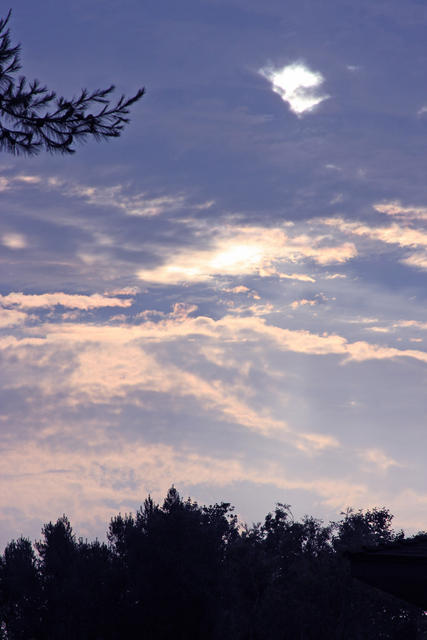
0,487,421,639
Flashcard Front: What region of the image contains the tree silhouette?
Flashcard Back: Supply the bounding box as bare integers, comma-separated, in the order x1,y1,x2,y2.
0,537,42,639
0,490,421,639
0,10,144,156
107,488,238,639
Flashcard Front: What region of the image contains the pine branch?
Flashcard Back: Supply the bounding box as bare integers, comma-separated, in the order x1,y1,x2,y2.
0,10,144,155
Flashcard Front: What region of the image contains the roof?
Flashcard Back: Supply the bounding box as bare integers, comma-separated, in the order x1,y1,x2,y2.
349,537,427,608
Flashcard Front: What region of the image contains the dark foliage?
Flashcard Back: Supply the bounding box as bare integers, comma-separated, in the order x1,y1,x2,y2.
0,10,144,156
0,489,421,639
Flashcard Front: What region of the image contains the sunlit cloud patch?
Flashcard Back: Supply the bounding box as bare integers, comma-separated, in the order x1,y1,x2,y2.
374,201,427,221
0,308,27,328
259,62,330,115
0,292,134,310
314,206,427,271
136,224,356,284
1,233,27,249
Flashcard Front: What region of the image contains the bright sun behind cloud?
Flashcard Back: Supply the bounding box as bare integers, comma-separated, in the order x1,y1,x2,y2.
136,224,355,284
259,62,329,115
209,244,262,271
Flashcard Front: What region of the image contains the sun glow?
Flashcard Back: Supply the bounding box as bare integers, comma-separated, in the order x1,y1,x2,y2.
210,244,263,271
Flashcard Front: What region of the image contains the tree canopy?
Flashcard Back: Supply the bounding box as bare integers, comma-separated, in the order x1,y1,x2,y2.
0,10,144,156
0,488,422,639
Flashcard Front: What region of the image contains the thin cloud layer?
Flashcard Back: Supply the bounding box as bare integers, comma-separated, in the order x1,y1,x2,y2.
2,304,427,452
0,433,370,547
0,172,211,218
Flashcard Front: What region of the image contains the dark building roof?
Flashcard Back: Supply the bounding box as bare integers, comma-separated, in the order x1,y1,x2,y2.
349,536,427,609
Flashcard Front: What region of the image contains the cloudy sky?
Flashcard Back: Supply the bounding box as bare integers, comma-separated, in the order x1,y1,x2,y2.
2,0,427,546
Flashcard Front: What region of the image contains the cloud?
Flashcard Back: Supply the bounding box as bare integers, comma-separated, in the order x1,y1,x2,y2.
0,431,367,548
279,273,316,282
1,295,427,542
319,215,427,270
393,320,427,330
43,176,189,218
322,217,427,249
344,317,379,325
0,177,10,192
0,292,134,310
226,302,274,316
259,62,330,116
290,299,317,310
374,201,427,221
105,286,141,296
360,448,402,472
0,317,291,440
4,306,427,370
7,307,427,366
14,175,42,184
0,308,27,328
296,432,340,453
136,224,356,284
3,307,427,451
401,252,427,270
225,285,251,294
68,343,285,436
65,184,187,217
0,174,41,192
1,171,210,220
2,233,27,249
0,303,367,453
344,341,427,364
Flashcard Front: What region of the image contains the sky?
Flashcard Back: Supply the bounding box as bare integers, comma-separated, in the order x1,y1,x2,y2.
1,0,427,547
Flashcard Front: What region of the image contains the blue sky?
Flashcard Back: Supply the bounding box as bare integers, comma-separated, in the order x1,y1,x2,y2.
1,0,427,545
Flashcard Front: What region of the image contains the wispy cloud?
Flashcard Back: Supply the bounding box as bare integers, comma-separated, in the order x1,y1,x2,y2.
401,253,427,270
360,448,402,472
393,320,427,330
2,305,427,469
321,217,427,249
0,292,134,310
318,214,427,271
374,200,427,221
0,432,367,545
62,183,188,217
0,171,210,218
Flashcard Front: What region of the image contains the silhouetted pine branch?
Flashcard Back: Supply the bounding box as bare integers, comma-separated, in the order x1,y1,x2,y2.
0,10,144,155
